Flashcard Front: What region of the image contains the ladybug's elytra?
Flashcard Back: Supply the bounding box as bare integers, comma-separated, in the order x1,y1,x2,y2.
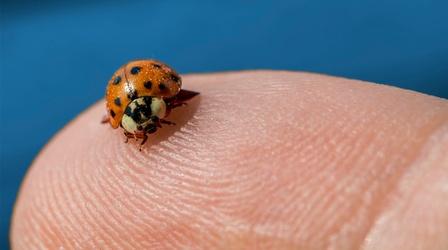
103,59,199,148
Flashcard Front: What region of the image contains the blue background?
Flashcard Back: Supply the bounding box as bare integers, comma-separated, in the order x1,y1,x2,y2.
1,0,447,247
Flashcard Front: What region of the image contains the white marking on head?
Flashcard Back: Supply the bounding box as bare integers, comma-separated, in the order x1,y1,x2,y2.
150,97,166,119
121,114,139,134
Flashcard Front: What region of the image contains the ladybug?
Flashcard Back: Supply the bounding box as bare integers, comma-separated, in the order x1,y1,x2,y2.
103,59,199,148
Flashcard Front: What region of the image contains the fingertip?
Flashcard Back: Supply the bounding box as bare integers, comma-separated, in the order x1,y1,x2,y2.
11,71,448,249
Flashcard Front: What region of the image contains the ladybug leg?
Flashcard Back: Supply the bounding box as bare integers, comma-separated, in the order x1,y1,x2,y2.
101,115,109,124
155,120,162,128
151,116,162,128
139,133,148,151
161,119,176,126
123,131,134,143
152,117,175,127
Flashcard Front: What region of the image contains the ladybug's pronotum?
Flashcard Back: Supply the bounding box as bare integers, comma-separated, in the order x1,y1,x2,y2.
103,59,199,148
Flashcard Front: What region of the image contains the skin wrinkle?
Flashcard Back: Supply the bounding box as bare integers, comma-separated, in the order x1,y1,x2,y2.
80,162,139,248
93,114,152,247
23,170,51,247
72,133,130,247
62,157,105,247
242,80,374,246
37,153,76,248
362,124,448,250
51,160,88,247
11,71,448,249
62,124,133,248
108,151,184,246
341,117,446,248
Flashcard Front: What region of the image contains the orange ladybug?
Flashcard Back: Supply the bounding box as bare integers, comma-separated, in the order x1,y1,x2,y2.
103,59,199,148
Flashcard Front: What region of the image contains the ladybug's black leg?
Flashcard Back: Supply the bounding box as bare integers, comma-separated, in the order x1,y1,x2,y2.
161,119,176,126
152,116,174,127
123,131,134,143
139,133,148,151
153,118,162,128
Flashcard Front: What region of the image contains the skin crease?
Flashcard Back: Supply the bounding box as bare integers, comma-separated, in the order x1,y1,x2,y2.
10,71,448,249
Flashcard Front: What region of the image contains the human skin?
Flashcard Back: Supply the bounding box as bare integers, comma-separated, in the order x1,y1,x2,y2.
11,71,448,249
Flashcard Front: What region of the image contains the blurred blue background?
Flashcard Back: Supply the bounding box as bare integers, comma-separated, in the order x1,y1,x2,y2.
1,0,448,247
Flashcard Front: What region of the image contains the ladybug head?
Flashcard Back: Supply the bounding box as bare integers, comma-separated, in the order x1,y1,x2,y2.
121,96,166,135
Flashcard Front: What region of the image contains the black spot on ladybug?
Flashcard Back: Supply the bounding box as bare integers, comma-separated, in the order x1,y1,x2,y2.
159,83,166,91
113,76,122,85
127,89,138,100
110,110,116,118
144,80,152,89
130,66,142,75
170,74,180,82
114,97,121,106
152,63,161,69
